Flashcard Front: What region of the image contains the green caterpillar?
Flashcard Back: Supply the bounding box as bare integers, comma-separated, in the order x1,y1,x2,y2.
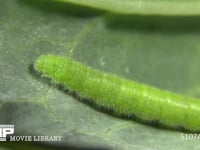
34,55,200,132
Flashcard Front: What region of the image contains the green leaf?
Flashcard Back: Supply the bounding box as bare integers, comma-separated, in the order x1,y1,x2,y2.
1,0,200,150
56,0,200,15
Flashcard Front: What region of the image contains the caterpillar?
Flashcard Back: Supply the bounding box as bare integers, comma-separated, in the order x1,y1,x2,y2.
34,55,200,132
